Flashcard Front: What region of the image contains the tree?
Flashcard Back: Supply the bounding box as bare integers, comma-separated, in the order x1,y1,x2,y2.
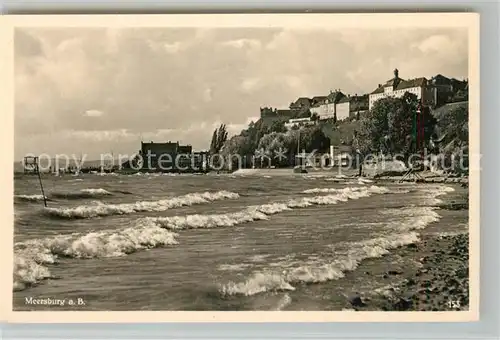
355,93,437,165
209,124,229,154
296,108,312,119
270,120,287,133
300,125,331,154
257,132,287,167
437,105,468,144
311,113,320,122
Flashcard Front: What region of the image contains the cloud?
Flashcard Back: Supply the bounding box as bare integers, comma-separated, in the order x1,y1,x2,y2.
14,27,468,159
163,42,182,54
240,78,262,93
84,109,104,117
221,38,262,49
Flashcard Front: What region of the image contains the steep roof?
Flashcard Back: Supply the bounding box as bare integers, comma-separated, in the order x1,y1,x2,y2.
338,96,351,104
291,97,312,106
396,77,427,90
309,96,327,108
327,91,346,103
311,96,327,102
351,94,368,101
430,74,452,85
370,77,428,94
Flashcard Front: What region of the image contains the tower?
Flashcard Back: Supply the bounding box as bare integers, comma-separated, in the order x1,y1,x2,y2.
394,68,399,79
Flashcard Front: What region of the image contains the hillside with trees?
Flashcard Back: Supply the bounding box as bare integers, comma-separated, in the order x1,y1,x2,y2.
211,90,468,173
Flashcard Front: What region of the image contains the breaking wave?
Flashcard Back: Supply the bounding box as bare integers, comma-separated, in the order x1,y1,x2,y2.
13,225,178,291
43,190,239,219
16,189,113,202
15,194,48,202
381,206,441,232
13,247,56,292
219,201,442,297
140,186,390,231
423,185,456,205
219,232,421,297
274,293,292,310
302,185,388,195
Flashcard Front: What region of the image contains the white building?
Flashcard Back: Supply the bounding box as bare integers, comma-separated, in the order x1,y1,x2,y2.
309,90,346,120
368,69,435,110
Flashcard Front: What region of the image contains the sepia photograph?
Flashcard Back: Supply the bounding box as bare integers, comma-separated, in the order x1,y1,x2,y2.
2,13,479,321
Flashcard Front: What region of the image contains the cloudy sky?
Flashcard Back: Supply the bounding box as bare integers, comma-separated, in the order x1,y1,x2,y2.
14,26,468,159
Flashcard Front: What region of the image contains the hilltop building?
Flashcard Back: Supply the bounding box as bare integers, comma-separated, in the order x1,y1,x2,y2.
284,117,316,130
335,94,369,121
368,68,435,110
289,97,312,112
428,74,468,106
259,107,295,120
309,90,347,120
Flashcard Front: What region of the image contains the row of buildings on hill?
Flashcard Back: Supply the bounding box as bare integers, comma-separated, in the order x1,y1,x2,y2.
259,69,468,128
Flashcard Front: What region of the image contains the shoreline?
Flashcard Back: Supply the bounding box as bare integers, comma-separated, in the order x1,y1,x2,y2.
344,189,469,311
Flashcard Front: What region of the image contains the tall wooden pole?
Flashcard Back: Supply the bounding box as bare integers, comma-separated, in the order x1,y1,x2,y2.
35,158,47,207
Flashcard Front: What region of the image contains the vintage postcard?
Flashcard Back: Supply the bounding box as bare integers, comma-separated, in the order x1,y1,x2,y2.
0,13,479,323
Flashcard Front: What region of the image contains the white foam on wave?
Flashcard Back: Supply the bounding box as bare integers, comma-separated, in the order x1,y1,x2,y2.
82,188,112,195
219,272,296,296
302,185,388,195
219,232,421,297
44,190,239,219
13,245,57,291
141,186,390,231
382,206,441,232
422,185,456,205
13,224,178,291
219,200,442,297
52,188,113,199
219,185,448,297
274,293,292,311
15,194,48,202
218,263,252,271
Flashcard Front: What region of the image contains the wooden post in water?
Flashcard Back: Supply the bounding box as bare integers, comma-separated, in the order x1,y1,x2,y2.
24,156,47,207
36,164,48,207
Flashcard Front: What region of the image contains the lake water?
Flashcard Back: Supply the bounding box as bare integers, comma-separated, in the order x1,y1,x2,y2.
12,171,463,311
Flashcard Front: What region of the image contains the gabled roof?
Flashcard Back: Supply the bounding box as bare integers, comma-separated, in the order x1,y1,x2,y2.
291,97,311,105
327,91,346,103
311,96,327,102
430,74,452,85
370,76,406,94
370,77,428,94
351,94,368,101
310,96,328,107
338,96,351,103
396,77,427,90
370,86,385,95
